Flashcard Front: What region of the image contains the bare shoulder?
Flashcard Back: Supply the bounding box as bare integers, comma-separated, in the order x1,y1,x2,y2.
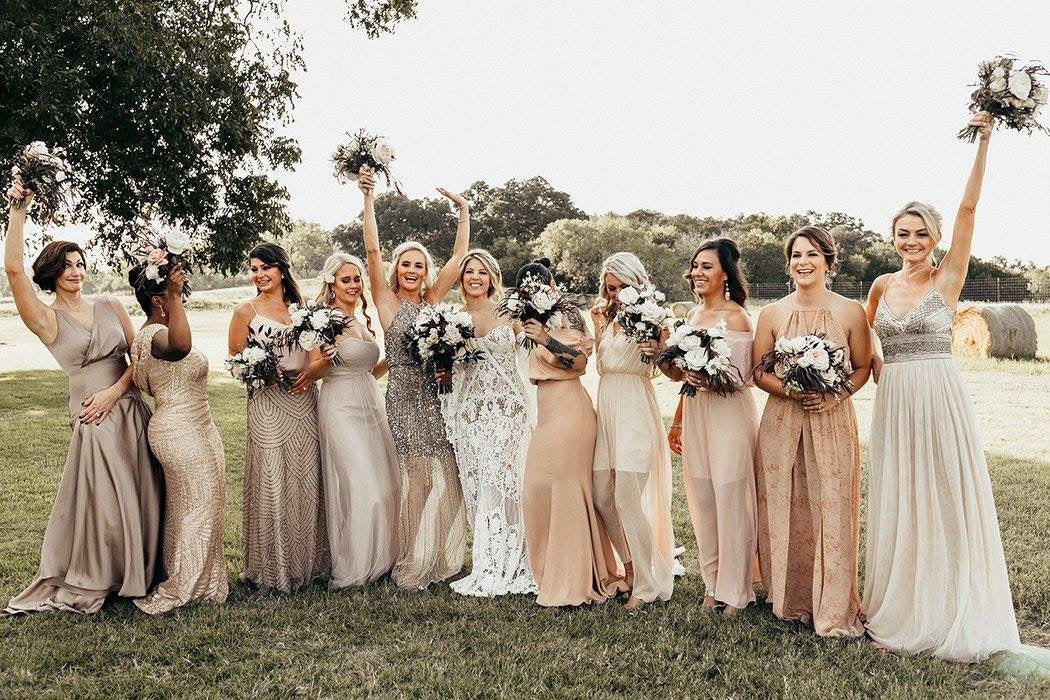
869,274,893,296
231,300,256,322
722,304,753,333
756,297,787,326
832,293,868,324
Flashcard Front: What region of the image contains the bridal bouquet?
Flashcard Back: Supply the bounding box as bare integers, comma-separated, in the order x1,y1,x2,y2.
284,301,352,362
9,141,75,224
614,286,672,364
958,56,1049,142
756,333,853,397
226,331,293,397
133,227,194,296
657,321,740,397
405,304,481,394
497,272,578,351
331,128,401,192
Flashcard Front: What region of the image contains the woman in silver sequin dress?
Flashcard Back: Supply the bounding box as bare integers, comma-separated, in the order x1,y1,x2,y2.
355,169,470,589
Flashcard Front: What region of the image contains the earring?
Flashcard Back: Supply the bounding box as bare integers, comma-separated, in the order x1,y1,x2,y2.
328,289,335,301
724,281,731,301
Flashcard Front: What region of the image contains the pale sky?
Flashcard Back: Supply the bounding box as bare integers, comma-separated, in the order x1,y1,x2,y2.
38,1,1050,265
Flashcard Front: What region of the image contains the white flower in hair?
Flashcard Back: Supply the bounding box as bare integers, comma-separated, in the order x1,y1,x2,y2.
617,287,640,305
324,272,335,284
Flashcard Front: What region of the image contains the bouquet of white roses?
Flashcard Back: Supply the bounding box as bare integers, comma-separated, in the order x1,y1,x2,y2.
657,321,741,397
958,56,1049,142
331,128,400,192
226,330,293,397
284,301,353,362
405,304,482,394
9,141,75,224
756,333,853,397
614,286,673,364
497,272,578,351
133,227,194,296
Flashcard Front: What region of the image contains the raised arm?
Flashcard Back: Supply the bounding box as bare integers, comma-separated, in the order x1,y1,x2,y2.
4,182,57,342
427,187,470,303
937,111,994,304
150,267,193,362
357,172,398,326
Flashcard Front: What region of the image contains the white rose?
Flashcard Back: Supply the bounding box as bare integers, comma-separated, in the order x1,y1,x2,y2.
683,347,710,370
453,311,473,328
244,346,267,365
992,65,1006,79
990,76,1008,93
27,141,47,157
532,290,554,312
801,347,831,371
706,322,726,340
1008,70,1033,100
821,369,839,384
324,272,335,284
711,338,732,358
290,308,309,326
164,230,191,255
634,321,647,332
617,287,640,305
653,290,666,303
788,336,809,353
505,296,521,312
144,264,162,282
679,334,703,352
370,138,394,166
298,330,323,351
54,170,67,183
640,302,667,325
309,309,330,330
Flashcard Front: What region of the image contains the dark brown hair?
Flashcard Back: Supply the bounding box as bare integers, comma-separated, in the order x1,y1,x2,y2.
783,226,837,272
249,242,303,306
32,241,86,293
685,237,749,306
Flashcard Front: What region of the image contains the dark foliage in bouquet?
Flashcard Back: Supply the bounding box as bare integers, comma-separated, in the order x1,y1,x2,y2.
755,333,853,397
9,142,75,225
614,286,672,364
405,304,483,394
282,301,352,360
497,264,582,352
132,226,194,299
332,129,401,193
657,321,741,397
959,56,1049,142
226,328,294,398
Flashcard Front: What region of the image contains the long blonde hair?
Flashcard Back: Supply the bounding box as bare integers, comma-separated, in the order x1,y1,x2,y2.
317,252,375,336
458,248,505,303
890,201,944,252
596,251,653,320
387,241,437,295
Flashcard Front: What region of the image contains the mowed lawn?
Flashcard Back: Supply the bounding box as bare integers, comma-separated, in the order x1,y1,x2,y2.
1,318,1049,696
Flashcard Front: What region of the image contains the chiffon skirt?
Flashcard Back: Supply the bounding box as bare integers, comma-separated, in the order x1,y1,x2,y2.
864,358,1020,662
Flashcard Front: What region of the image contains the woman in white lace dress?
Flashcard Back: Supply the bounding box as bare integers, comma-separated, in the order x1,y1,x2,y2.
442,249,537,597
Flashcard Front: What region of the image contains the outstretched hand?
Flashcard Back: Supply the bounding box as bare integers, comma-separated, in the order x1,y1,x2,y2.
6,178,34,208
357,167,376,196
967,110,995,141
436,187,468,210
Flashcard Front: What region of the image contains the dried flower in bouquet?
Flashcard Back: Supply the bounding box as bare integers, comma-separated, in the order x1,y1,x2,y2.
958,56,1049,142
133,226,194,297
9,142,75,225
331,129,401,192
405,304,483,394
756,333,853,397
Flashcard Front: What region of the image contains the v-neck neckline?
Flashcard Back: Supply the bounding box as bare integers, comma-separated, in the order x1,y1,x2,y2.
55,301,98,334
882,287,937,322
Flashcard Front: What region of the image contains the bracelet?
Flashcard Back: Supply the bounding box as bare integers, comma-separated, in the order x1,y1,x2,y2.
670,424,682,429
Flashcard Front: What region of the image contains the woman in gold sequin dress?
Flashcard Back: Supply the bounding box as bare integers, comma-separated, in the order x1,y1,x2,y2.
128,264,228,614
228,242,329,593
355,169,470,589
753,227,871,638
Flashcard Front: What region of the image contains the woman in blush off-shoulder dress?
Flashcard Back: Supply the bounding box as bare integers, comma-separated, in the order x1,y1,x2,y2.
314,252,400,587
128,264,228,614
3,178,162,615
662,238,759,615
752,226,871,637
355,168,470,589
863,113,1046,672
228,242,329,593
520,258,628,607
441,249,536,597
591,252,676,610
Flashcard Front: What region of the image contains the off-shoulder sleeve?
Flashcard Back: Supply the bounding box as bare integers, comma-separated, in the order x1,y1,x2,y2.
529,325,593,382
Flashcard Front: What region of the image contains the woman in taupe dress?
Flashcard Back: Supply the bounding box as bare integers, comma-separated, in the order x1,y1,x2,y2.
355,169,470,589
3,179,162,615
129,264,228,613
227,242,329,593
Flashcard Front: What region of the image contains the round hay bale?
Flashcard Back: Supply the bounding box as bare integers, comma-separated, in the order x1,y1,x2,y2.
670,301,695,319
951,303,1037,359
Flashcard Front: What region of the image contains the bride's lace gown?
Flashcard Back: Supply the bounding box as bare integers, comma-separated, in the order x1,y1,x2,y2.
443,325,537,597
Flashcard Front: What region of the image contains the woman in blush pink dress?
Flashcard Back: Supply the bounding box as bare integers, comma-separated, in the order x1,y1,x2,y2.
661,238,758,614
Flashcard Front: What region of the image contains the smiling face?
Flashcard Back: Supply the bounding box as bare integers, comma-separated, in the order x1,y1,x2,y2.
331,262,363,307
602,273,626,307
55,252,87,294
892,213,936,264
249,257,282,295
788,235,830,289
396,249,427,294
689,249,726,299
461,256,492,300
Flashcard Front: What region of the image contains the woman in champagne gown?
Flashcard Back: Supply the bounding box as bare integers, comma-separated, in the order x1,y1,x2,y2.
129,264,228,614
228,242,329,593
591,252,676,608
355,170,470,589
520,258,627,607
3,180,162,614
863,114,1046,672
753,227,871,637
442,249,536,597
663,239,759,613
315,253,399,587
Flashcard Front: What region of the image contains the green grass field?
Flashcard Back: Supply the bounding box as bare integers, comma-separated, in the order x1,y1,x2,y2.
1,362,1048,698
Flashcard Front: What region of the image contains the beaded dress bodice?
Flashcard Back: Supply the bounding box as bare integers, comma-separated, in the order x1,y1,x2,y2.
874,289,953,364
